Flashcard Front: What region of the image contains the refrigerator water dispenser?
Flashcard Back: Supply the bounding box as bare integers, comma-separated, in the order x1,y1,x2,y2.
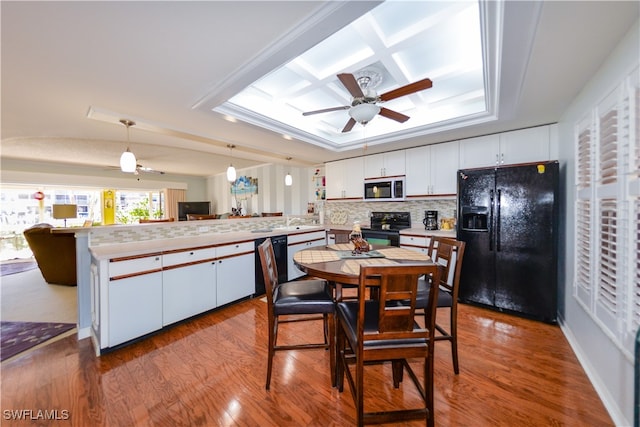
461,206,488,231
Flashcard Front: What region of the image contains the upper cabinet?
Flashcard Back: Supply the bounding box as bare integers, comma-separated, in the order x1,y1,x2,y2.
405,141,459,196
459,125,553,169
325,157,364,200
364,151,405,178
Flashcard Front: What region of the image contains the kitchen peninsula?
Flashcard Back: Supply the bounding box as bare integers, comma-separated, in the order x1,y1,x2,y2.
84,216,323,355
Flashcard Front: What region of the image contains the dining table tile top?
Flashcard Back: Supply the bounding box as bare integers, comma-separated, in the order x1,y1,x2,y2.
340,258,398,275
377,247,432,261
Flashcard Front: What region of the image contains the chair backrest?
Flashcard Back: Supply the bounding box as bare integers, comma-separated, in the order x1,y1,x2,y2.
258,238,280,308
428,237,466,298
139,217,175,223
358,264,442,343
261,212,283,217
186,214,218,220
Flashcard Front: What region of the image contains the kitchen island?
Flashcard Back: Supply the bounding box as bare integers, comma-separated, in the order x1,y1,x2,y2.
64,216,322,355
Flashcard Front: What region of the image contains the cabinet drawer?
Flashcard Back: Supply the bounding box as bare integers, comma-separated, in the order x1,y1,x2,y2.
109,255,162,279
399,235,428,248
217,241,253,258
162,247,217,268
288,230,326,245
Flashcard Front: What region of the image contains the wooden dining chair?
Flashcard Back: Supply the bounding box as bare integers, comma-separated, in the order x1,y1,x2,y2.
139,217,175,223
257,238,336,390
417,236,466,374
335,263,442,427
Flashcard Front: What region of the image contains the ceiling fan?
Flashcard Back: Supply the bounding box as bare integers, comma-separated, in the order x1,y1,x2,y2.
134,164,165,175
302,72,433,133
107,163,165,175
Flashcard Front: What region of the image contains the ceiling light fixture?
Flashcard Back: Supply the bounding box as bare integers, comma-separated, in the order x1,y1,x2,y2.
284,157,293,186
226,144,237,182
349,103,380,125
119,119,137,173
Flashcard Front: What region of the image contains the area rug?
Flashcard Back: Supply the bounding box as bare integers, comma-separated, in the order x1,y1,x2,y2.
0,321,75,362
0,261,37,276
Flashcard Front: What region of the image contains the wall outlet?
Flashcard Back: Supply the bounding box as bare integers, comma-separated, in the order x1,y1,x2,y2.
197,226,209,233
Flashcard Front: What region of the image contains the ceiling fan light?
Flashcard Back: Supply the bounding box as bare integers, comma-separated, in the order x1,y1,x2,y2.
120,149,137,173
227,164,237,182
349,103,381,125
285,173,293,186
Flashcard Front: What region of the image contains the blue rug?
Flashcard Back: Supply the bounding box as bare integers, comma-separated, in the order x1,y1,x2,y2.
1,321,75,361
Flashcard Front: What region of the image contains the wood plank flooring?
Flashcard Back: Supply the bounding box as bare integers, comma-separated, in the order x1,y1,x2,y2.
1,297,612,426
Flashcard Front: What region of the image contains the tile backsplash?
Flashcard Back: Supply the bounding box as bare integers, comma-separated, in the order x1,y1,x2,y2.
323,199,457,227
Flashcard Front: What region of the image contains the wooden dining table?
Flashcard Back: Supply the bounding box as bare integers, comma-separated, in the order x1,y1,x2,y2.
293,243,435,301
293,243,437,387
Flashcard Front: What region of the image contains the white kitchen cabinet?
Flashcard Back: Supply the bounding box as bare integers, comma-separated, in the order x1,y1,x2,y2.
459,126,551,169
90,239,255,354
216,241,255,306
499,126,551,165
325,157,364,199
107,254,163,347
405,141,459,196
364,151,405,178
399,233,431,256
287,230,327,280
162,247,217,326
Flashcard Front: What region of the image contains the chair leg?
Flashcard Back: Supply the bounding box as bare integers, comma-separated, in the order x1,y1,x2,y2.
266,316,278,390
424,355,435,427
336,320,345,392
356,351,364,427
450,307,459,374
328,313,336,387
391,360,404,388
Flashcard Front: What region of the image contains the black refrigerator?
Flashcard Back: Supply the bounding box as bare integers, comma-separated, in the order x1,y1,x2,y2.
456,161,559,323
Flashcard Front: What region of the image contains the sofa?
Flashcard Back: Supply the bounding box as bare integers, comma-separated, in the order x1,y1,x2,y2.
23,223,77,286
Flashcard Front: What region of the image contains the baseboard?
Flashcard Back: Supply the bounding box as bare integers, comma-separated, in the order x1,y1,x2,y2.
77,326,91,340
558,315,628,426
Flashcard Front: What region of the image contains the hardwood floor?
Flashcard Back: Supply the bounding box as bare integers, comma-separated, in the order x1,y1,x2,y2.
1,297,612,426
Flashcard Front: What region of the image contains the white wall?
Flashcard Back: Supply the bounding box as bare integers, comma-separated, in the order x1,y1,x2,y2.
206,163,317,215
1,158,208,200
557,20,638,426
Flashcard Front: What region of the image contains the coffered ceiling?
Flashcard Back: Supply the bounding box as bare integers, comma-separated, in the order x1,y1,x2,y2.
1,1,638,178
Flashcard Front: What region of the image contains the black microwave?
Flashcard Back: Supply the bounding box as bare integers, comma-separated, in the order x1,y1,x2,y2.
363,177,405,201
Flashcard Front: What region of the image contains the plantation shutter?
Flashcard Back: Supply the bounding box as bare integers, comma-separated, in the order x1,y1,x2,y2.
575,115,594,306
573,65,639,359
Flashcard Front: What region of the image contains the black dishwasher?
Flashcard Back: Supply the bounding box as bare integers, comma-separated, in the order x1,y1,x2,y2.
254,235,288,296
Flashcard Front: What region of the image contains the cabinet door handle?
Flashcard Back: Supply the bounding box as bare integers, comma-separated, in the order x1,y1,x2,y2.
189,252,194,255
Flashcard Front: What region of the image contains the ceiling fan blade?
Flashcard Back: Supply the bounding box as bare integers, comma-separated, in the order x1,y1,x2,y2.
137,165,165,175
379,78,433,102
379,107,410,123
302,105,350,116
341,118,357,133
337,73,364,98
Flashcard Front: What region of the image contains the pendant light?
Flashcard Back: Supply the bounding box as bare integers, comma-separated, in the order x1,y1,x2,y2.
226,144,237,182
119,119,137,173
284,157,293,186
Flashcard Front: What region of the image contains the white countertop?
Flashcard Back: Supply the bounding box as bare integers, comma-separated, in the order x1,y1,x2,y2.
400,228,457,237
89,226,326,260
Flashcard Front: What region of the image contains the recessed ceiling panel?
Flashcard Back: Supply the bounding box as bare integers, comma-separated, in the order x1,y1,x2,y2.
215,0,490,150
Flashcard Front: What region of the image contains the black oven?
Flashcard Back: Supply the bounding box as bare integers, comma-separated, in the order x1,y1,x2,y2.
361,212,411,247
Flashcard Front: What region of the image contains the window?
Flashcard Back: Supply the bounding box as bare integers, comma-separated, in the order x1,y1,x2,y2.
574,65,640,359
0,186,166,260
